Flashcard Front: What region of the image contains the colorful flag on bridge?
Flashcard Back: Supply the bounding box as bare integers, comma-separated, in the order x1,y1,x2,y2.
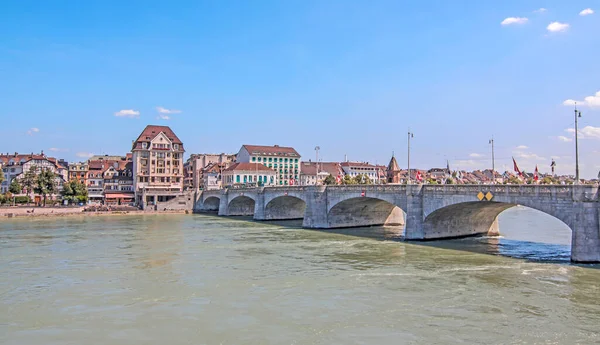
415,170,423,183
512,157,523,177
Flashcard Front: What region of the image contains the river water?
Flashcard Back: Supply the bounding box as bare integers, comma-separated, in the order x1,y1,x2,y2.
1,208,599,344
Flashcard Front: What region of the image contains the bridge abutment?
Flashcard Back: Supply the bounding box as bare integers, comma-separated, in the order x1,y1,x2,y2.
302,186,329,228
570,202,600,263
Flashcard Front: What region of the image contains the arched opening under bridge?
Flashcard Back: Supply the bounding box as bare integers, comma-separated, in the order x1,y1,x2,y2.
265,195,306,220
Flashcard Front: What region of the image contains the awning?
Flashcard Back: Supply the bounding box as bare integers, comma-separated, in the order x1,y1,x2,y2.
104,193,135,199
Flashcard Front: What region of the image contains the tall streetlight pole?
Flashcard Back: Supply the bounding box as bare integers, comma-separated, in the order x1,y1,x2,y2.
407,131,414,184
315,146,320,185
489,137,495,184
574,104,582,185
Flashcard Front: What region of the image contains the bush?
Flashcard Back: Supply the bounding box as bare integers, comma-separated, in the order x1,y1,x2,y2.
14,196,31,204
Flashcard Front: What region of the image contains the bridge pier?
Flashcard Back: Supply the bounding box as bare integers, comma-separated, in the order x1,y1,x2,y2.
570,202,600,263
302,186,329,228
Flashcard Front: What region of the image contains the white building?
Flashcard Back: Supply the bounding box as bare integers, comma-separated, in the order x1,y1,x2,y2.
300,162,343,185
131,125,185,206
236,145,301,185
0,152,66,199
222,163,277,187
340,162,378,182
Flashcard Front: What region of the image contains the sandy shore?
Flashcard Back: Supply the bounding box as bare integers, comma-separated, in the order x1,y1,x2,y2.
1,207,190,218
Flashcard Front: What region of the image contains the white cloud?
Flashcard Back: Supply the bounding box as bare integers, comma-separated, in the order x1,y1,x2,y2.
501,17,529,25
516,145,528,149
579,8,594,16
557,136,572,142
547,22,569,32
157,114,170,120
114,109,140,118
581,126,600,139
27,127,40,136
76,152,94,158
564,91,600,108
564,126,600,140
469,153,484,158
534,8,547,13
156,106,181,114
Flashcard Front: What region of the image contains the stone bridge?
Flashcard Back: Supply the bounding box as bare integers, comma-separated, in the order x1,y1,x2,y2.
194,185,600,263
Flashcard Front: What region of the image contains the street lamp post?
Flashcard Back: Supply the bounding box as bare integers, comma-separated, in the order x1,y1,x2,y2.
574,105,582,184
315,146,320,185
407,131,414,184
489,137,495,184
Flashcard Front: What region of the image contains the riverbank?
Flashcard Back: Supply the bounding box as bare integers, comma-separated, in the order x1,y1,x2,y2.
1,207,190,218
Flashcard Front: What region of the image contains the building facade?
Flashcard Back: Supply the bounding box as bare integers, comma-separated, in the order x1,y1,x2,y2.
340,162,378,182
387,156,402,184
131,125,185,206
184,153,236,191
68,162,89,185
236,145,301,185
0,152,66,200
222,163,277,187
299,162,343,185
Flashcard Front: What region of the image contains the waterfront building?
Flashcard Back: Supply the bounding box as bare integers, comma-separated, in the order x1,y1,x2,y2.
104,162,134,205
131,125,185,206
236,145,301,185
340,161,378,182
184,153,236,191
202,162,227,190
68,162,89,184
222,163,277,187
0,152,66,199
299,162,343,185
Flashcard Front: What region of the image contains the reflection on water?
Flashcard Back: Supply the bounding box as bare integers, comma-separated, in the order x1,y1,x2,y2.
0,210,598,345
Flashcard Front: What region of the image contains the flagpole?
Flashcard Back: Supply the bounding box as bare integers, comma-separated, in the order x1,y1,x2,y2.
407,131,413,184
489,137,495,184
574,104,581,185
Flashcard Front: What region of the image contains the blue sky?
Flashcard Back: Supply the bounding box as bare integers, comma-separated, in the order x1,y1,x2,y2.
1,1,598,177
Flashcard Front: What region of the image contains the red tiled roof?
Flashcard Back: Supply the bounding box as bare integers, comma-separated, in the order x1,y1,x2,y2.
242,145,299,157
300,162,342,176
340,161,376,168
223,162,276,172
0,153,47,164
132,125,184,151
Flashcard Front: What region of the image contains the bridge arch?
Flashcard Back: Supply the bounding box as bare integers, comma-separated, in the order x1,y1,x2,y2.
264,195,306,220
203,196,220,212
227,195,256,216
422,199,574,240
327,196,405,229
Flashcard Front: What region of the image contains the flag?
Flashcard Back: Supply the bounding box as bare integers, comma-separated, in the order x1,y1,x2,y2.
551,159,556,175
512,157,523,176
336,175,341,184
289,178,295,186
415,170,423,183
446,160,450,174
534,165,539,182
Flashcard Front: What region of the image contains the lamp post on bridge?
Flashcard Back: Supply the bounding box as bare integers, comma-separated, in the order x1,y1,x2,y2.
574,104,582,185
489,137,495,184
315,146,320,185
407,131,414,184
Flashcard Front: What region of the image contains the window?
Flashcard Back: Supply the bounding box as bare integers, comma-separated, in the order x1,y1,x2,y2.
252,157,256,162
285,158,288,163
174,144,179,150
279,158,283,162
295,159,298,163
258,157,262,162
243,175,247,183
236,175,240,183
268,158,272,162
142,142,147,149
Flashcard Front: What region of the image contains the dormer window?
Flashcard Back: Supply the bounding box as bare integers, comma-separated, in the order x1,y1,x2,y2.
174,144,179,150
142,142,148,149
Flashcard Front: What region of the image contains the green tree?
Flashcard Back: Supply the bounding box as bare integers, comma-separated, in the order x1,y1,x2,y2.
61,179,88,204
445,177,455,185
34,168,57,206
426,178,438,185
342,174,355,185
9,178,21,194
21,166,37,205
323,174,337,185
507,176,522,184
353,174,372,185
0,168,4,185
